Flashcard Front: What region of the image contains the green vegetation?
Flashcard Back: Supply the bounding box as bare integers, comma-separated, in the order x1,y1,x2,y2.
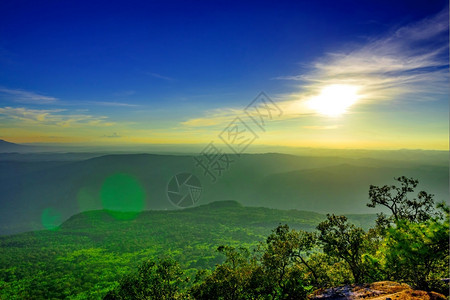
0,177,448,299
105,177,449,299
0,201,373,299
104,259,189,300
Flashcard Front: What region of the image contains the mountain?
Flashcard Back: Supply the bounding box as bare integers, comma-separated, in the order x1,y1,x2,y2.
0,201,376,299
253,163,449,212
0,139,33,153
0,152,447,235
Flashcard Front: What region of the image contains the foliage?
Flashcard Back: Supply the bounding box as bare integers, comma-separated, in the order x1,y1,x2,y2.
109,194,449,298
0,202,346,299
189,246,258,299
262,225,318,283
104,259,188,300
316,215,368,283
304,252,353,287
367,177,449,294
1,177,448,299
380,204,449,293
189,228,314,300
257,225,315,299
368,176,438,228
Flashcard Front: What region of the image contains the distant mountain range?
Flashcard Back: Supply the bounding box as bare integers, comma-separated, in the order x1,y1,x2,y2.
0,139,33,153
0,151,447,235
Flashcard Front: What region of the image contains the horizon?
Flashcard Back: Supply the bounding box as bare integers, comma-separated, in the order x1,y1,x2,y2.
2,138,449,155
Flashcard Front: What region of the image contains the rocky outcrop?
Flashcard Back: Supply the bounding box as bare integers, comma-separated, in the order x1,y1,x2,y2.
309,281,446,300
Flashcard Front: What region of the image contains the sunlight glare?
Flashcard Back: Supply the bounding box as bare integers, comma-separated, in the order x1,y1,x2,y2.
308,84,361,116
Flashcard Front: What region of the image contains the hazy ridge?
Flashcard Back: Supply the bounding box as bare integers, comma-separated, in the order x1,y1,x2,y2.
0,150,447,235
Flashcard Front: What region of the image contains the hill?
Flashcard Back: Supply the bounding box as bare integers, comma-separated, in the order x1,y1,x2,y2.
0,201,376,299
254,163,449,212
0,139,33,153
0,152,447,234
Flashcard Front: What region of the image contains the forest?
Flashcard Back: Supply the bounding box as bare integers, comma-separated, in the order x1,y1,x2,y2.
1,176,448,299
104,176,449,299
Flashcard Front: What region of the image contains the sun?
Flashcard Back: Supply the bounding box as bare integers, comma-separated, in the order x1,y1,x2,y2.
308,84,361,116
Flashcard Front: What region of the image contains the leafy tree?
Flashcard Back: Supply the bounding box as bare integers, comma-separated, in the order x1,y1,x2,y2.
252,225,316,299
317,215,367,283
305,252,353,287
368,177,449,294
260,225,317,291
380,202,449,293
367,176,438,227
191,226,315,300
104,258,188,299
189,245,256,300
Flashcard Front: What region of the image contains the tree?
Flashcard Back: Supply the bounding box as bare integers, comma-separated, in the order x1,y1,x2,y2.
189,245,256,300
368,177,449,294
367,176,437,227
259,225,314,298
381,202,449,293
317,215,366,283
304,252,354,287
261,225,318,286
104,259,188,299
191,226,315,300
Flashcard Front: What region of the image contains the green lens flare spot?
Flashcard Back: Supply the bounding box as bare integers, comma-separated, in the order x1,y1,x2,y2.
41,208,62,231
100,173,145,220
76,186,100,212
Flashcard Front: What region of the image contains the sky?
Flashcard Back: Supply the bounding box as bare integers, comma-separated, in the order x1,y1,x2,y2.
0,0,448,150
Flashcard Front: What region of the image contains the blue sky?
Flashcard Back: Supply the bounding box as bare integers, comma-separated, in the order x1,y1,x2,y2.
0,0,448,149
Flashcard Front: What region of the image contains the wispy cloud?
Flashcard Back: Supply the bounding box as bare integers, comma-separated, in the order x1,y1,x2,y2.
182,10,448,127
146,72,174,81
112,90,136,97
277,9,449,105
180,107,242,127
0,87,58,104
0,87,140,108
85,101,139,107
102,132,121,138
0,107,114,127
179,96,314,128
303,125,340,130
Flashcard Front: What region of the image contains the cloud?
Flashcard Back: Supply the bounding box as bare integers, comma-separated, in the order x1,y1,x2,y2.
277,9,449,106
303,125,340,130
112,90,136,97
182,10,449,128
0,87,140,108
0,107,114,127
85,101,139,107
103,132,121,138
179,95,317,128
181,108,241,127
146,72,174,81
0,88,58,104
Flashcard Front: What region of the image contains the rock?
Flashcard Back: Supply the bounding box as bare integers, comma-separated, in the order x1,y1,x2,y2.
308,281,446,300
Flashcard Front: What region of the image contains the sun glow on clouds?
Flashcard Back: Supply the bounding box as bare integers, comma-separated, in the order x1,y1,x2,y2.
307,84,361,117
275,9,448,119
